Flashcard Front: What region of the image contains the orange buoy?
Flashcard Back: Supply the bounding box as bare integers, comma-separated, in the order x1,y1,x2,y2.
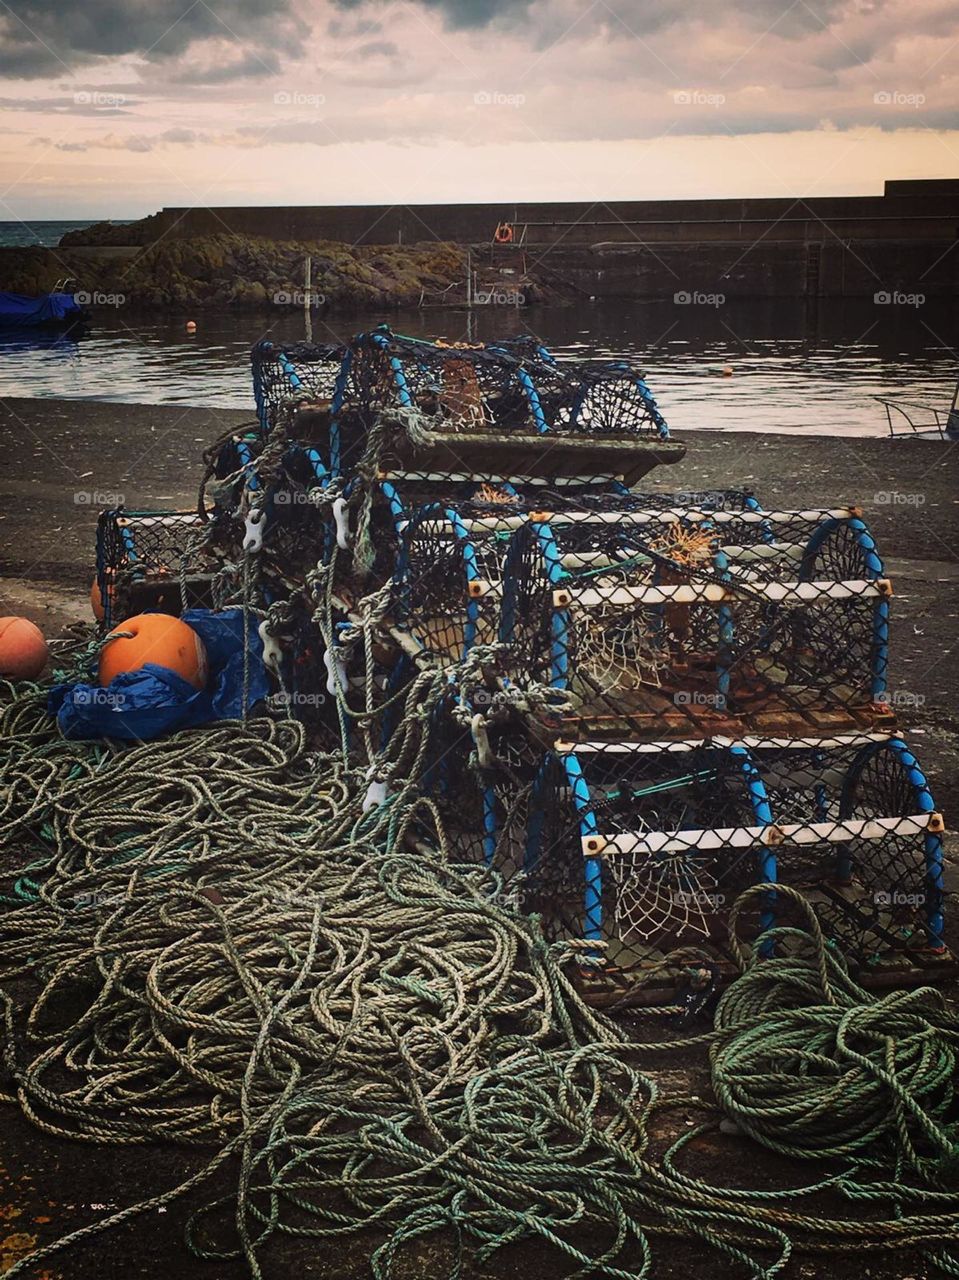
90,570,115,622
0,616,49,681
98,614,208,690
185,320,197,333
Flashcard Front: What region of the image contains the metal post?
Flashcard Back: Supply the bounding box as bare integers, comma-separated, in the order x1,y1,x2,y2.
466,246,472,308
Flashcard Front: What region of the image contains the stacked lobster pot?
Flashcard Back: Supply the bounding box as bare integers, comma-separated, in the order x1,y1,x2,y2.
95,324,947,1004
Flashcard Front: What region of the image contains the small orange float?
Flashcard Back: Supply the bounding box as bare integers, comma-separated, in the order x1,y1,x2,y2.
98,614,208,690
0,616,49,680
90,570,116,622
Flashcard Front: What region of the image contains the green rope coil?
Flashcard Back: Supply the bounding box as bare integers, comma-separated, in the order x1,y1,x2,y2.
712,883,959,1184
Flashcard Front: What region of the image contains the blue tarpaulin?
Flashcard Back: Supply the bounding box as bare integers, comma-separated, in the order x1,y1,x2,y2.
0,291,83,329
49,609,269,741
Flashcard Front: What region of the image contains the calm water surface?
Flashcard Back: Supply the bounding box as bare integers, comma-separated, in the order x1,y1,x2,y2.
0,299,955,437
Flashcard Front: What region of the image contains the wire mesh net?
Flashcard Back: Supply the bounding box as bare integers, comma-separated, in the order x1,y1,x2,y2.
422,733,945,993
746,733,944,959
252,339,344,437
494,507,890,737
95,509,212,629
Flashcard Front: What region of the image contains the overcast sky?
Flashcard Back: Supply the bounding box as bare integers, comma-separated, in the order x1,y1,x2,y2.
0,0,956,218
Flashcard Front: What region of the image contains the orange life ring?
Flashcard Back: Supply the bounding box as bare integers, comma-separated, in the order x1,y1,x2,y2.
493,221,514,244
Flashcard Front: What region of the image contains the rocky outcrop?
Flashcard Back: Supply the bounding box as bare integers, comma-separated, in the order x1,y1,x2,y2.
0,234,471,311
59,213,169,247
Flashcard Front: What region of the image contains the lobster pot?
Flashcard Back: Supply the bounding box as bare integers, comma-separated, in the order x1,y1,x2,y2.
524,357,670,439
742,733,944,956
95,509,210,629
497,508,890,735
254,330,684,483
723,513,889,716
261,446,335,582
522,741,774,974
390,504,501,666
208,442,335,607
208,431,266,516
322,330,537,479
383,488,776,674
260,607,347,749
419,706,540,873
251,340,344,438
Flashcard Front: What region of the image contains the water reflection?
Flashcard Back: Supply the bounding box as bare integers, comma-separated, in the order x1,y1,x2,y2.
0,297,954,436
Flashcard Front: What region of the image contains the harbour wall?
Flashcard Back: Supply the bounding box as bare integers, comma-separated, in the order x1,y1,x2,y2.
134,178,959,298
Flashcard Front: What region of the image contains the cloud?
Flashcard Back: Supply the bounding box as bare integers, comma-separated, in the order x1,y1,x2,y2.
352,39,400,58
330,0,533,30
38,126,206,153
2,0,957,208
0,93,135,113
170,48,282,84
0,0,306,75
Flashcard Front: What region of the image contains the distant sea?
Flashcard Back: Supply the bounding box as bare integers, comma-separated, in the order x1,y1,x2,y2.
0,220,127,247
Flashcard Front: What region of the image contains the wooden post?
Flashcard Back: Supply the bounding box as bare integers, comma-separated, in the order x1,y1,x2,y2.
304,255,312,342
466,246,472,309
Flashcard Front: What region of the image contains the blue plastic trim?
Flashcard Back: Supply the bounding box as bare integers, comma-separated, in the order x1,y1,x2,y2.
803,515,887,701
729,744,777,944
561,752,603,942
886,737,944,948
517,367,549,433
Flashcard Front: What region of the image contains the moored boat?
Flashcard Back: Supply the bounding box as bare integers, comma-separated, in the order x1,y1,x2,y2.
0,289,87,331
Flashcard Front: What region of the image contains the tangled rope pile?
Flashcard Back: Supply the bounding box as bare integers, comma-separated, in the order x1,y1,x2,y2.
1,676,958,1279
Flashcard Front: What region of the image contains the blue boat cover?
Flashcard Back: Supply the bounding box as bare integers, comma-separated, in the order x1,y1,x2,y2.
0,291,82,329
49,609,269,741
